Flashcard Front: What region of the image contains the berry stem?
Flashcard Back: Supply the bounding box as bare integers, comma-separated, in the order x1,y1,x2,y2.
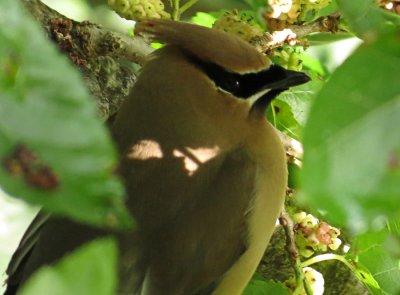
179,0,199,14
301,253,353,269
172,0,180,20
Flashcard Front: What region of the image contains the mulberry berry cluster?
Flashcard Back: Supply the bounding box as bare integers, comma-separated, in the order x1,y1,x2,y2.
213,10,264,43
267,0,332,25
273,45,303,71
108,0,170,21
293,212,342,258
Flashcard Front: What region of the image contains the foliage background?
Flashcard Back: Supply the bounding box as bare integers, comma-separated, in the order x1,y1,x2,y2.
0,0,399,294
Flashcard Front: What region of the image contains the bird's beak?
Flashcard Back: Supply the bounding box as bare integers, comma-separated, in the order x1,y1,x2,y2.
250,69,310,116
268,69,311,90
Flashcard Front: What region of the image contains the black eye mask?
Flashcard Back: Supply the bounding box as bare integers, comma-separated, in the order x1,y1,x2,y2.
190,54,309,100
196,62,288,98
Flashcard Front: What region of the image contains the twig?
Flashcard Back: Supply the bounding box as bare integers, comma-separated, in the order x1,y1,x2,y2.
279,210,314,295
172,0,180,20
290,13,342,37
277,131,303,166
253,13,344,52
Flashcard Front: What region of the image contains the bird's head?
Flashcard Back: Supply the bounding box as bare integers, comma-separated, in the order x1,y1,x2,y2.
135,19,310,119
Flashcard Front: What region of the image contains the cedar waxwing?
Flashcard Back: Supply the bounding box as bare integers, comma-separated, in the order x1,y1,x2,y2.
5,20,309,295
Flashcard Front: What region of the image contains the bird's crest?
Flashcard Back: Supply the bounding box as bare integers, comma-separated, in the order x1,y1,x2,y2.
135,19,270,74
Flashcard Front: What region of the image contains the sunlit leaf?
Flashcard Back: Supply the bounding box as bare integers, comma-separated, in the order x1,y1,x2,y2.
191,12,217,28
301,53,327,77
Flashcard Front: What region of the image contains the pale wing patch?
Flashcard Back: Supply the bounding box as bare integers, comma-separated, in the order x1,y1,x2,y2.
173,146,221,176
127,140,164,160
217,87,271,107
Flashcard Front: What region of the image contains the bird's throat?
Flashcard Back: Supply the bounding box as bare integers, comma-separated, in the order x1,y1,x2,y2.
250,88,286,116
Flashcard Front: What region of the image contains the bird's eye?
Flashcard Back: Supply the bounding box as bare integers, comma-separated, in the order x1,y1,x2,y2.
223,79,240,92
232,80,240,89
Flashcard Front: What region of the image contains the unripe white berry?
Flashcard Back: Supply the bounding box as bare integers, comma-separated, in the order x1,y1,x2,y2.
328,237,342,250
293,211,307,223
303,267,325,295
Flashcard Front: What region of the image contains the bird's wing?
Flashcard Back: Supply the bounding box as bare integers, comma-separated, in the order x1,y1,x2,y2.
4,214,107,295
4,211,49,294
4,148,267,295
133,148,258,295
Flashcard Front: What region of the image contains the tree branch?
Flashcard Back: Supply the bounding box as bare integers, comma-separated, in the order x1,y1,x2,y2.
252,13,343,52
23,0,153,65
22,0,154,118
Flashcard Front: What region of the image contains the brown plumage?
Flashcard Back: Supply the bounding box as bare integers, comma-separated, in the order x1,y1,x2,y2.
5,20,309,295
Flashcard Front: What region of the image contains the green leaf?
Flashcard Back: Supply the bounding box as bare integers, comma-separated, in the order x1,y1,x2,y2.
0,0,132,228
343,258,382,295
300,0,339,22
244,277,289,295
352,230,400,294
336,0,400,38
241,0,266,10
384,221,400,260
314,0,339,19
301,53,327,77
307,32,355,46
279,77,324,126
301,33,400,230
19,238,118,295
191,12,217,28
268,77,323,140
288,162,301,189
268,99,302,140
